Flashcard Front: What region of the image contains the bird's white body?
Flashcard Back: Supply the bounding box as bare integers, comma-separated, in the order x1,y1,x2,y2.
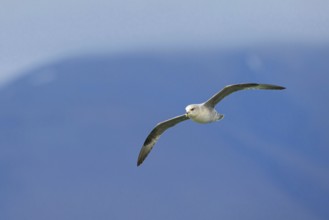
185,104,223,123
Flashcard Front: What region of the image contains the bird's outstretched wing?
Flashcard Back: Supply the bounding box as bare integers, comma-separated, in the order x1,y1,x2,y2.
204,83,285,108
137,114,189,166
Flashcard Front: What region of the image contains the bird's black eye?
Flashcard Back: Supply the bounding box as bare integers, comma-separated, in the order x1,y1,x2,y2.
191,108,195,111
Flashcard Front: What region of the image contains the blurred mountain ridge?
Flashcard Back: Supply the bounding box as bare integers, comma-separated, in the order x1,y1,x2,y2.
1,45,329,220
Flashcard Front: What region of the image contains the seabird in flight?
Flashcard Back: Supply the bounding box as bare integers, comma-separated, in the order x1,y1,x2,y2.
137,83,285,166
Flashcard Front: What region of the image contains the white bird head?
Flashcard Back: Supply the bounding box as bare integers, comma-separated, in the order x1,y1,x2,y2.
185,104,200,118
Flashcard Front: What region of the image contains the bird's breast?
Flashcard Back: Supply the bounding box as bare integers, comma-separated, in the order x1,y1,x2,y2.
189,109,218,124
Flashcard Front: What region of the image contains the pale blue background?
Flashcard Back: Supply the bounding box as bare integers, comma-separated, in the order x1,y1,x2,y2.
1,0,328,85
1,1,329,220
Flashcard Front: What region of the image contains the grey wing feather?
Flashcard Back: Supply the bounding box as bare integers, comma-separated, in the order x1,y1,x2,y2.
137,114,189,166
204,83,285,108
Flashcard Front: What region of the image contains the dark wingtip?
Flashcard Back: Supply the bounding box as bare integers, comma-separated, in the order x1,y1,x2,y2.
276,85,286,90
137,160,142,167
261,84,286,90
137,152,146,167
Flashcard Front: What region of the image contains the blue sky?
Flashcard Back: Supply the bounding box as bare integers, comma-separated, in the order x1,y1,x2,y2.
1,0,329,86
1,1,329,219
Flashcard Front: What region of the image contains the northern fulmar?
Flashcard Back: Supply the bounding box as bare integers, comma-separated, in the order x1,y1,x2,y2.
137,83,285,166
